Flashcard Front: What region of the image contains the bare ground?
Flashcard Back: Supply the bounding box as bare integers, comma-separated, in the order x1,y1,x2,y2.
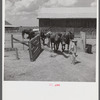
4,33,96,82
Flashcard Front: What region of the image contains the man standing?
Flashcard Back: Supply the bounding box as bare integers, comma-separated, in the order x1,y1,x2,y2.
46,31,52,47
69,39,78,64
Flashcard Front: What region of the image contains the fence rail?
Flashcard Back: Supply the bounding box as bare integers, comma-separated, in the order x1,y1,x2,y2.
11,34,29,48
11,34,42,61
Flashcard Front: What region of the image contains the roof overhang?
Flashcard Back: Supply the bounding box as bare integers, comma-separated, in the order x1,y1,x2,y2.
37,7,97,19
5,25,19,28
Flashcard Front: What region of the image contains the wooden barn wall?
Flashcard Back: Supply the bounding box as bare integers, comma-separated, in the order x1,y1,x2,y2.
39,18,96,38
66,19,96,28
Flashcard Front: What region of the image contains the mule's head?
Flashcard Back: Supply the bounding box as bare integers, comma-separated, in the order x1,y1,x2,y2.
68,31,74,40
61,34,66,45
45,31,52,38
54,33,62,43
58,33,62,37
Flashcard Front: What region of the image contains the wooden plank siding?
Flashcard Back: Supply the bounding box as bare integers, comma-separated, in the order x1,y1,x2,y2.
39,18,96,38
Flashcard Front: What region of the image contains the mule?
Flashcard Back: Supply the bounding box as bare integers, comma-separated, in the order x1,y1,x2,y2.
49,32,62,51
40,30,47,45
22,29,36,40
61,31,74,52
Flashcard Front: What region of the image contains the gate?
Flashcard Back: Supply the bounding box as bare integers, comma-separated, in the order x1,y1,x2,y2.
29,34,42,61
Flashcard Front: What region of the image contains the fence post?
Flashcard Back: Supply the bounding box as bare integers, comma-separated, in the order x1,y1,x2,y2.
11,34,13,48
22,38,24,50
15,48,19,60
28,41,33,61
80,31,86,52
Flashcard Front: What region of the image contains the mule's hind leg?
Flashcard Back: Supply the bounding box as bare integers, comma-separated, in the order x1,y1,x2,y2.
57,43,60,50
62,44,65,52
56,43,58,51
51,42,53,51
54,43,58,52
67,43,69,52
43,38,45,45
54,43,56,51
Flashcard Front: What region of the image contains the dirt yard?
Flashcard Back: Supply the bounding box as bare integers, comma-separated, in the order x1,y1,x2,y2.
4,33,96,82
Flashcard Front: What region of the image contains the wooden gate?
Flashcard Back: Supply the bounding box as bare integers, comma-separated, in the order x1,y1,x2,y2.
29,34,42,61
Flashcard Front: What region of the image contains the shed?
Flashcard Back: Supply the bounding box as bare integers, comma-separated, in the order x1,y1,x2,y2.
37,7,97,38
5,21,19,33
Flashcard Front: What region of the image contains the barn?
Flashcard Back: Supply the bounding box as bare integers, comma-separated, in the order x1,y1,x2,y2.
5,21,19,33
37,7,97,38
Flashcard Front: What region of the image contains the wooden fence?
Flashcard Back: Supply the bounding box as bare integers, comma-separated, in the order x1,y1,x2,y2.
11,34,42,61
5,48,19,60
11,34,29,48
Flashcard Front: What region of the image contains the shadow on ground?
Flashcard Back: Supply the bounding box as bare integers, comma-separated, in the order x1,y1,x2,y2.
53,50,69,58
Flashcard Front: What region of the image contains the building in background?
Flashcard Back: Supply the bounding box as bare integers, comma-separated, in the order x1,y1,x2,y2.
5,21,20,33
5,21,39,33
38,7,96,38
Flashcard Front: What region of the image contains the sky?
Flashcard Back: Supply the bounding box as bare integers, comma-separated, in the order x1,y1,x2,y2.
5,0,97,26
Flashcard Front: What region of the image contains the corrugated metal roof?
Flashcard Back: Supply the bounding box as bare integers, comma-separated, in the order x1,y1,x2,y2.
37,7,97,19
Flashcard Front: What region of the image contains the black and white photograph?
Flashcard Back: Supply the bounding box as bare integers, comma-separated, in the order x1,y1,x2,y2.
4,0,97,82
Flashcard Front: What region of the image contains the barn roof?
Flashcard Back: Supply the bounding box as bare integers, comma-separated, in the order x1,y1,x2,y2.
5,21,19,28
5,21,12,25
5,25,19,28
37,7,97,19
